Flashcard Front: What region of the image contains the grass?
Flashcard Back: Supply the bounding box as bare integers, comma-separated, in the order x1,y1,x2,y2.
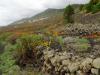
74,44,91,52
75,38,89,44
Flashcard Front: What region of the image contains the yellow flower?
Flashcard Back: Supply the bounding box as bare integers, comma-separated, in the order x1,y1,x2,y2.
43,41,49,47
52,31,59,36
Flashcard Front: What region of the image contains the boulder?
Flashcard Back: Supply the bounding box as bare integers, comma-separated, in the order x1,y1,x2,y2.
50,55,61,66
76,70,84,75
80,58,93,72
68,62,80,72
91,68,99,75
43,50,54,59
62,59,71,66
65,73,70,75
62,66,69,72
93,58,100,69
60,55,68,60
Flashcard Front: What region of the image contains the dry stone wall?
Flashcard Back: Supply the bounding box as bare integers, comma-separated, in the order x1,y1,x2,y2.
42,50,100,75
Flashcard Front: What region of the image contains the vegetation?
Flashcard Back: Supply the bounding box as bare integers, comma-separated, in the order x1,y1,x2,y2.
0,43,18,75
16,34,44,67
83,0,100,13
92,2,100,13
75,38,91,52
0,2,100,75
85,1,94,13
64,5,74,23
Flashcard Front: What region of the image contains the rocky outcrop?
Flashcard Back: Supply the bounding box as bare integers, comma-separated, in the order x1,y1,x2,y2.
42,50,100,75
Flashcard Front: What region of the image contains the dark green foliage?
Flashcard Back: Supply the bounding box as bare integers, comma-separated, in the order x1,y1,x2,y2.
91,0,100,5
79,5,85,11
83,0,100,13
64,5,74,23
85,1,94,13
92,2,100,13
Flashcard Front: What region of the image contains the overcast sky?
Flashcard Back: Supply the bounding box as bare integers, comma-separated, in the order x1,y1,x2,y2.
0,0,90,26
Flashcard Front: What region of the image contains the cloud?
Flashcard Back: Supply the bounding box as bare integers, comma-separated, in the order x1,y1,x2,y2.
0,0,90,26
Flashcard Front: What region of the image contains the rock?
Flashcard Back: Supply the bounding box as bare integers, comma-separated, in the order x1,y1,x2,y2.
44,61,52,70
68,62,80,72
44,50,54,59
80,58,93,67
93,58,100,69
50,55,62,66
35,45,44,50
80,58,93,72
65,73,70,75
62,51,67,56
76,70,84,75
63,37,76,44
50,57,57,65
60,55,68,60
91,68,99,75
70,73,75,75
58,65,63,71
62,66,69,72
62,59,71,66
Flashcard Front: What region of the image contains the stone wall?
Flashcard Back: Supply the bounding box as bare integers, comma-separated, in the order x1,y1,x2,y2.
42,50,100,75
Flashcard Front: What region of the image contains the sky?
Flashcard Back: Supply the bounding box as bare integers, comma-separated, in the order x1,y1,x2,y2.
0,0,90,26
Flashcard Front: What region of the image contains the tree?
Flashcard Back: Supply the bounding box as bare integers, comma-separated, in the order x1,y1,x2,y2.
85,1,94,13
79,5,85,11
64,5,74,23
91,0,99,5
92,2,100,13
85,0,100,13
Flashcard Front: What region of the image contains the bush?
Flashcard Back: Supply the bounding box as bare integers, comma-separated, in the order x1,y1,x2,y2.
0,44,18,74
0,32,11,42
56,36,64,46
76,38,89,44
16,34,44,68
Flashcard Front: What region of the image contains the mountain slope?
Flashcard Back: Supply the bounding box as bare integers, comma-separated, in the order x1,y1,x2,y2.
10,8,64,25
0,8,64,33
0,7,100,34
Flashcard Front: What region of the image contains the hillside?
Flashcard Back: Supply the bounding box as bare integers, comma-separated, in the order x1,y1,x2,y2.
0,2,100,75
0,8,100,34
10,9,64,25
0,9,64,33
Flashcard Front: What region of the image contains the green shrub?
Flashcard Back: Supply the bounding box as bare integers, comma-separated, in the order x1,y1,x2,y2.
76,38,89,44
0,44,18,74
56,36,64,46
16,34,43,55
16,34,44,67
0,33,12,42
